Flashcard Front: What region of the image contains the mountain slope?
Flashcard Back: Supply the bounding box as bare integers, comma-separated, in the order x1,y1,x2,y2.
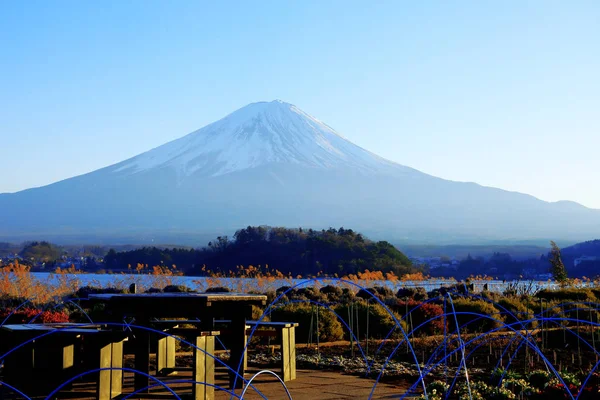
1,100,598,244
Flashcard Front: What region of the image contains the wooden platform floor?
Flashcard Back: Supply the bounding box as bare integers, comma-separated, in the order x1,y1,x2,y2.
0,367,414,399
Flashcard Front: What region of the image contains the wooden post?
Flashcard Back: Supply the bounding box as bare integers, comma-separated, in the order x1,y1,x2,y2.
193,334,216,400
227,305,251,389
157,335,177,375
96,337,124,400
133,324,151,394
110,340,124,398
280,325,297,381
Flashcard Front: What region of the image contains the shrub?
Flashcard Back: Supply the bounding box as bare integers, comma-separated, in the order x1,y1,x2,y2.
265,290,277,304
534,299,600,328
163,284,195,293
293,287,327,302
427,380,450,397
295,287,319,300
460,381,516,400
528,370,552,390
270,303,343,342
542,378,575,399
204,286,230,293
536,288,597,303
502,378,534,397
334,300,405,340
480,290,499,302
371,285,395,300
418,380,449,400
396,287,428,301
356,286,394,301
73,286,126,298
319,285,343,302
447,298,504,333
442,282,474,295
275,286,291,295
559,371,581,387
393,299,445,335
426,288,444,299
0,307,70,324
491,367,522,385
496,297,538,329
251,305,268,321
455,381,488,400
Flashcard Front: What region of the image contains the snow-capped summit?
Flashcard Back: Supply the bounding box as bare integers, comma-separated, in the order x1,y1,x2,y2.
113,100,400,178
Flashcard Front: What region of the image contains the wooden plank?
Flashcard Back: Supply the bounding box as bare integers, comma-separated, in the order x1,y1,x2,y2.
205,336,215,400
281,327,291,382
290,326,296,380
157,335,177,375
247,321,299,328
111,340,124,398
193,335,216,400
63,343,75,369
98,342,112,400
88,293,267,320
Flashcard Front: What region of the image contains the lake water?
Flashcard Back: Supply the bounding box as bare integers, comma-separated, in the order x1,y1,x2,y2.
30,272,558,294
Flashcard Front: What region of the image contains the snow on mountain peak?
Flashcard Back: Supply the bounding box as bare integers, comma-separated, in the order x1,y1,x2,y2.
113,100,400,178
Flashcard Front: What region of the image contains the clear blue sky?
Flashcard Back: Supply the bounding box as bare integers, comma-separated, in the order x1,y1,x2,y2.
1,1,598,207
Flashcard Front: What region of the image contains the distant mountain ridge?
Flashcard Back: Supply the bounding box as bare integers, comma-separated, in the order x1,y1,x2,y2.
1,100,599,244
562,239,600,257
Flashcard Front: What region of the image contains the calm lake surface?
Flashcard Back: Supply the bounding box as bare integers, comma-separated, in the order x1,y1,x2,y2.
30,272,558,293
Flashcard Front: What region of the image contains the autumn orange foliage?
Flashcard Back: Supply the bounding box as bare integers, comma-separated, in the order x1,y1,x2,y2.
0,261,81,304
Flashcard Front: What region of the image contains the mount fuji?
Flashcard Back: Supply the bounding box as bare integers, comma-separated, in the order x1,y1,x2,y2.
1,100,598,245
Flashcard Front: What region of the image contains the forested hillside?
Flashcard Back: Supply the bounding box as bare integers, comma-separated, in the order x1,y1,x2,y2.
562,240,600,257
104,226,418,277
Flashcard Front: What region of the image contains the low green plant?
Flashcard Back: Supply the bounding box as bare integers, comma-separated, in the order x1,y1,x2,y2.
560,370,581,387
502,378,534,396
528,369,552,390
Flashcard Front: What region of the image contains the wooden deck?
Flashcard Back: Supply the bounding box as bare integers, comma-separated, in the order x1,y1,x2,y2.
0,367,412,399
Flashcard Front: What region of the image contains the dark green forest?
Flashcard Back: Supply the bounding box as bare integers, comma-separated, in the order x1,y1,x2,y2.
103,226,418,277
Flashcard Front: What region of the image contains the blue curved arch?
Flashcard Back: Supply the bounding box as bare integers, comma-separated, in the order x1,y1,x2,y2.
245,277,429,398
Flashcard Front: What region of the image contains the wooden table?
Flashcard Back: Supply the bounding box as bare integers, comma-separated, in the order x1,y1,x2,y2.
87,292,267,396
0,323,126,400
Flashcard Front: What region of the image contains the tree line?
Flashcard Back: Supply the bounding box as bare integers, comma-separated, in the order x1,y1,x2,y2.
103,226,419,277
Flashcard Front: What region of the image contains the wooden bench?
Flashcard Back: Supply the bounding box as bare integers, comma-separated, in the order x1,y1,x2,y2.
152,319,299,382
0,323,127,400
150,319,201,376
246,321,299,382
131,321,219,400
